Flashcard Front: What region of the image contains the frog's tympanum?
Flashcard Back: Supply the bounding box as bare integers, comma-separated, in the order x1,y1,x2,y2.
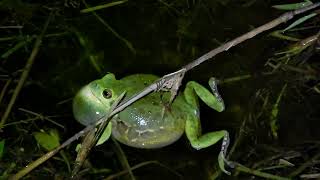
73,73,232,174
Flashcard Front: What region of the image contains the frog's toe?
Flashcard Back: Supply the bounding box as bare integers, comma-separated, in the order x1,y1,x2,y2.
218,152,235,175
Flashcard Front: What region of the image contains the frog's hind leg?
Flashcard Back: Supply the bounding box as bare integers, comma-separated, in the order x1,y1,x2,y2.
185,116,232,175
184,79,232,175
184,80,225,113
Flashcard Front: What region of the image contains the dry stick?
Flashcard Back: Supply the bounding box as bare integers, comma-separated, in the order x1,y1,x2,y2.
71,128,96,177
0,13,53,129
71,91,129,176
11,3,320,179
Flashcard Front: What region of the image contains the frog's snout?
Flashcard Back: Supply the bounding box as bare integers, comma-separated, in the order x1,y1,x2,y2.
72,85,106,126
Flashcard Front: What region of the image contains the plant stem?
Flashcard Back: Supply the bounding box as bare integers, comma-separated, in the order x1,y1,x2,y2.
235,164,291,180
0,13,54,129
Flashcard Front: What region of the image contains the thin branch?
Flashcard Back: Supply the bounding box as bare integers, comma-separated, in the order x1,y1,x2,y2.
18,108,65,129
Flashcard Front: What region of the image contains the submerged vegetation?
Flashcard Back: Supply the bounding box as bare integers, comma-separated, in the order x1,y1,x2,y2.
0,0,319,179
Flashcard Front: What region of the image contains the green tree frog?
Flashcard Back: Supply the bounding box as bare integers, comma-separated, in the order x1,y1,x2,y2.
73,73,232,174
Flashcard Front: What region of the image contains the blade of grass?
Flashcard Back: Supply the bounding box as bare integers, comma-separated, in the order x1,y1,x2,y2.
0,12,53,129
283,13,317,32
82,0,136,54
1,36,35,59
112,138,135,180
0,139,5,159
270,84,287,139
80,0,128,13
0,78,12,104
273,0,313,10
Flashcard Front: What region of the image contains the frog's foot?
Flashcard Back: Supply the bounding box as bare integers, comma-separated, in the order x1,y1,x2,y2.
217,131,235,175
218,151,235,175
185,126,234,175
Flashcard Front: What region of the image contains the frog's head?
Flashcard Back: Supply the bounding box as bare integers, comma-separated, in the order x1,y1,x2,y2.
73,73,120,126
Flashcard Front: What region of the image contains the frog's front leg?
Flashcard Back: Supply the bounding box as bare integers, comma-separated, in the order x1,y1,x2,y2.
184,78,232,175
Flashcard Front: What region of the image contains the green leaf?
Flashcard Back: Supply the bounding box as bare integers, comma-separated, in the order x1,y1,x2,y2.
33,129,60,151
0,139,5,159
269,30,300,41
96,122,112,146
272,0,313,10
75,144,81,152
270,84,287,139
283,13,317,32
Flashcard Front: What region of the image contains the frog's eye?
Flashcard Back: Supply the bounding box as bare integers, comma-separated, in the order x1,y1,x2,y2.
102,89,112,99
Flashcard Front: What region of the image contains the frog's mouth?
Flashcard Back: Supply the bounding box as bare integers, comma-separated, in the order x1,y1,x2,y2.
73,85,107,126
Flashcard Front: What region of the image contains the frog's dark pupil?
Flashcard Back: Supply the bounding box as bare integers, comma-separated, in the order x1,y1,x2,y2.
102,89,112,99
